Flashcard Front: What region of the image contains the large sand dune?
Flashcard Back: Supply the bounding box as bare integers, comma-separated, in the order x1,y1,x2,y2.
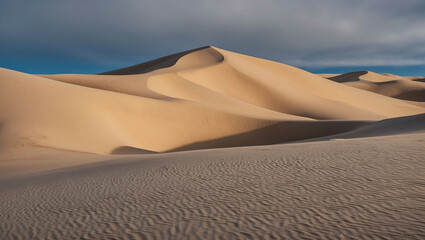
1,47,423,160
1,46,425,239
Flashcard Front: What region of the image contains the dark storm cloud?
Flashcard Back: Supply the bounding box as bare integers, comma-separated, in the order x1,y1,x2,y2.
1,0,425,73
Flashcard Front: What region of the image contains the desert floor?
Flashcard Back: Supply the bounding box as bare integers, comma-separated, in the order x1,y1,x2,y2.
1,132,425,239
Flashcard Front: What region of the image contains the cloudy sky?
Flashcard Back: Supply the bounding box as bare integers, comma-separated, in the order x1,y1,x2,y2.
1,0,425,76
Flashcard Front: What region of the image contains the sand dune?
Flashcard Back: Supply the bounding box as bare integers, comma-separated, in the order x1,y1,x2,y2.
324,71,398,83
340,112,425,137
413,77,425,82
321,71,425,102
1,47,424,162
1,46,425,239
310,113,425,141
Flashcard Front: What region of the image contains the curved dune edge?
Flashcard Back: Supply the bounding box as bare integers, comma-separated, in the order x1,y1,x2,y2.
1,46,425,159
110,113,425,153
112,120,369,154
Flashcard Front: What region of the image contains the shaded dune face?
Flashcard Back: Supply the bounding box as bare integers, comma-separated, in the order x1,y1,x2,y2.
98,46,217,75
1,47,424,156
327,71,395,83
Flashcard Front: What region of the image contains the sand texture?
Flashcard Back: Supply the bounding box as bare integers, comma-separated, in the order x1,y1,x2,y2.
1,132,424,239
1,46,425,239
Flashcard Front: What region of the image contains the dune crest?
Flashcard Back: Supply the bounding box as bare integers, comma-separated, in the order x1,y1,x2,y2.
1,46,424,161
99,46,222,75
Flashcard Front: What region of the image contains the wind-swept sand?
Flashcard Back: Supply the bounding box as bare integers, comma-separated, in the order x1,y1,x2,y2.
1,131,424,239
1,46,425,239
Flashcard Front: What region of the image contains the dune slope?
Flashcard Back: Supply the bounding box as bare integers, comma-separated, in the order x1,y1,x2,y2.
1,47,424,161
308,113,425,142
323,71,425,102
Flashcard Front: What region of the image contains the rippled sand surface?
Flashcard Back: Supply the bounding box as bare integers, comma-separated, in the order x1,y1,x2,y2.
2,133,424,239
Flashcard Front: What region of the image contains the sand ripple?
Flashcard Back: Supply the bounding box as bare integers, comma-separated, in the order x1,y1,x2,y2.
1,133,424,239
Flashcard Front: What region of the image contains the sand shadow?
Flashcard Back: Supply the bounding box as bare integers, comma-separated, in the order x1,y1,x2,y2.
167,120,369,152
99,46,211,75
328,71,369,83
110,146,156,155
413,78,425,83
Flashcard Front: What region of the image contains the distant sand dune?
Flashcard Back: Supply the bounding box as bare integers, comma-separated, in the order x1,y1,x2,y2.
326,71,397,83
321,71,425,102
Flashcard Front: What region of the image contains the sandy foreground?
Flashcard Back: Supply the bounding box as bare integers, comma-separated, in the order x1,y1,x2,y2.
1,132,425,239
1,46,425,239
